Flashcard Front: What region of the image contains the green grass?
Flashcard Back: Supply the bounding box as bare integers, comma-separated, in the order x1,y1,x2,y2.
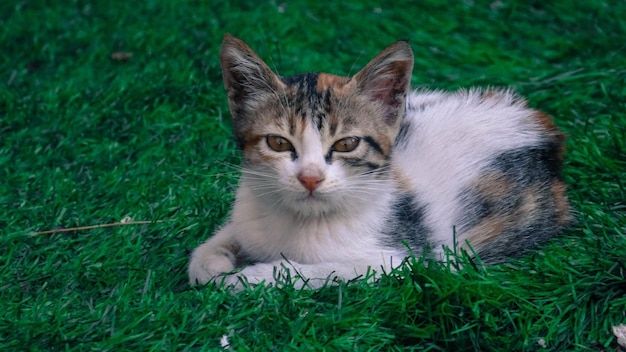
1,0,625,350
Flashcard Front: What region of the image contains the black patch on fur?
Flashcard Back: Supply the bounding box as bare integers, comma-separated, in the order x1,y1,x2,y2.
288,114,297,136
329,119,338,137
456,145,566,263
282,73,318,91
342,157,381,171
363,136,384,155
381,194,430,252
394,119,411,149
539,141,564,180
324,152,332,164
281,73,332,132
491,146,562,189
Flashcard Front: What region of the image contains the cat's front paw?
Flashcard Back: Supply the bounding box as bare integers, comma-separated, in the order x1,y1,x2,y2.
236,262,285,285
188,245,236,286
223,261,305,289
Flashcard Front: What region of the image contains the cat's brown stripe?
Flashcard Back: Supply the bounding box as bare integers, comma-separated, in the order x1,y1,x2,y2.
463,216,506,251
373,134,393,157
289,108,298,136
471,172,513,200
518,186,541,215
243,134,264,153
461,173,515,251
551,180,571,225
299,114,308,135
464,186,541,251
328,109,340,137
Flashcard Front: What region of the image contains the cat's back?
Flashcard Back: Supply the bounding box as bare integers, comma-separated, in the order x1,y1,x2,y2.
395,89,560,190
391,89,570,261
398,89,558,159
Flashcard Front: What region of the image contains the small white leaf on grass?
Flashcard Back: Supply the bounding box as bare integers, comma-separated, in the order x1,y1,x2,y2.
537,338,547,348
220,335,230,349
613,324,626,348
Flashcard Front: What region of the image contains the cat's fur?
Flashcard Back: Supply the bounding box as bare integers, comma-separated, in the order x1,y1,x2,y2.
188,34,571,288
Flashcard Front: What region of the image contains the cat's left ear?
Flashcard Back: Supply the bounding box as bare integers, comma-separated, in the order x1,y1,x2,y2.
353,41,414,126
220,34,285,116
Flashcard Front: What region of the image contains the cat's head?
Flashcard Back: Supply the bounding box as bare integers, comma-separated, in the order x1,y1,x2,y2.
220,34,413,217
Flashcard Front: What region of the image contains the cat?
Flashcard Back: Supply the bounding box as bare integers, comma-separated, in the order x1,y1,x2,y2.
188,34,571,289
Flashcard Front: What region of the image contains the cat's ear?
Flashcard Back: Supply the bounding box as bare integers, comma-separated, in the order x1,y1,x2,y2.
353,41,414,126
220,34,284,115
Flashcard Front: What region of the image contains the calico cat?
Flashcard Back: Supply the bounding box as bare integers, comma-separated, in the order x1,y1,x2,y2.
188,34,571,288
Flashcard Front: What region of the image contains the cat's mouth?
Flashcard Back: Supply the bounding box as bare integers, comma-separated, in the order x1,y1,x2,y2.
300,191,325,201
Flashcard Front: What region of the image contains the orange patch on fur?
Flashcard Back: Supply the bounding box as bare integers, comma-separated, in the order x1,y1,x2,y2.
243,134,263,152
534,111,567,161
518,187,540,216
315,73,353,95
376,134,393,156
392,167,413,192
464,186,539,252
259,154,278,162
463,216,506,251
316,73,350,93
299,115,308,135
244,134,278,162
471,172,513,199
534,111,560,132
551,180,571,225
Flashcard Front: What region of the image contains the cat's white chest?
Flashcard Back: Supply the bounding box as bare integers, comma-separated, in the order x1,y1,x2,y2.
230,186,393,264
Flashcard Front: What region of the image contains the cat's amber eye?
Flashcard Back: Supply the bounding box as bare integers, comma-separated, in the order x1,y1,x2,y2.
266,135,294,152
332,137,360,153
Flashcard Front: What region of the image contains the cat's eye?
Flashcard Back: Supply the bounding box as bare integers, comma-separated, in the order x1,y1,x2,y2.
266,135,294,152
332,137,360,153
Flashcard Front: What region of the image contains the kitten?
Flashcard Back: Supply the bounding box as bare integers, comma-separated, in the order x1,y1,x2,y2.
188,34,571,288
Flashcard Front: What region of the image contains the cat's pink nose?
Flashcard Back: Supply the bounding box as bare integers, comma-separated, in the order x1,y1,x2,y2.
298,175,324,192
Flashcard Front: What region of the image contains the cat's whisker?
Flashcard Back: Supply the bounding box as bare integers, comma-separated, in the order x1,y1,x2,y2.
242,180,281,189
337,192,371,204
245,183,279,189
343,182,389,191
244,182,291,197
245,186,282,193
342,190,384,201
347,166,392,178
239,169,280,179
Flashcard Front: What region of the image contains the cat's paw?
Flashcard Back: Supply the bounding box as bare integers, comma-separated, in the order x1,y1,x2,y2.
224,261,326,290
219,262,295,289
188,247,236,286
239,262,286,284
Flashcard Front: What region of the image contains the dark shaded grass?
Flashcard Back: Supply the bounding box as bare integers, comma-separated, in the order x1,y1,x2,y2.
1,0,625,350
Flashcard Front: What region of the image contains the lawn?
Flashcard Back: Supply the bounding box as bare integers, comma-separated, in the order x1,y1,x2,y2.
1,0,625,350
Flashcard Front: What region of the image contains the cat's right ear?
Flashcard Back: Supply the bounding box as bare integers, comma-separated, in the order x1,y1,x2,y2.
220,34,285,115
353,41,414,127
